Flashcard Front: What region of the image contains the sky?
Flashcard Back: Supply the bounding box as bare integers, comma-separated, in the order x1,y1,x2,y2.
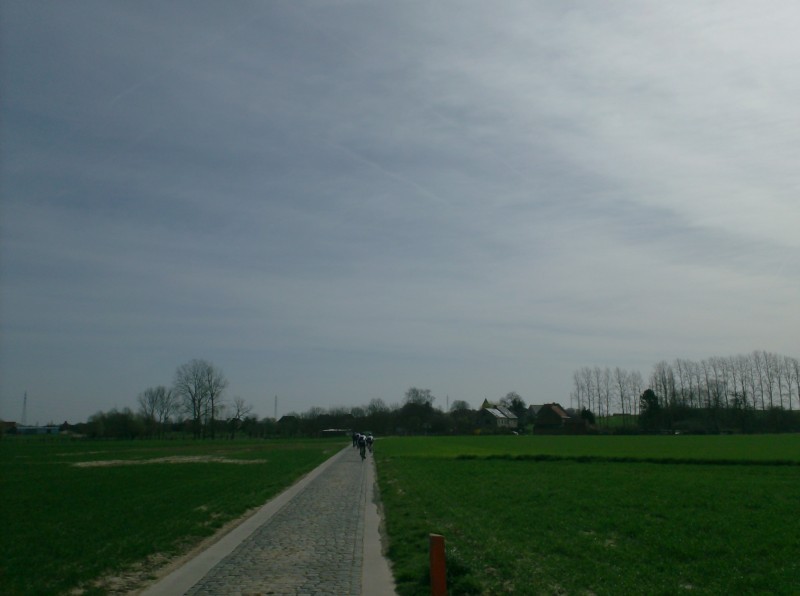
1,1,798,425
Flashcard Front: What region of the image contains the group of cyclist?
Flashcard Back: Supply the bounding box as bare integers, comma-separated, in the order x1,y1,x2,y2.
352,431,374,460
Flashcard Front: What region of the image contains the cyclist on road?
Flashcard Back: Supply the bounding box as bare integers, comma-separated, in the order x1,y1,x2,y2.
357,433,367,460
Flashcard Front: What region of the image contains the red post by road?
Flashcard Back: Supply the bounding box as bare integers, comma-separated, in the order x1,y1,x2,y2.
429,533,447,596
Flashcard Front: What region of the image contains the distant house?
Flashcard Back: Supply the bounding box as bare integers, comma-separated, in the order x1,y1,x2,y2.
478,399,518,431
533,403,589,434
528,404,544,418
534,403,570,431
277,415,300,436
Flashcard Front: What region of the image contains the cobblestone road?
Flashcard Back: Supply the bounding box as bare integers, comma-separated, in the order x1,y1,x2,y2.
183,446,371,595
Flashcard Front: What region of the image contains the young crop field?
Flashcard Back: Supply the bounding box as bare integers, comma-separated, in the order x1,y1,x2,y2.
3,434,799,595
0,437,343,595
379,434,800,463
375,435,800,595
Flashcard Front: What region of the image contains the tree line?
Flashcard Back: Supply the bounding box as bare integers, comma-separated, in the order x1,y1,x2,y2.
72,378,538,439
82,359,252,439
239,388,533,438
572,351,800,433
57,351,800,440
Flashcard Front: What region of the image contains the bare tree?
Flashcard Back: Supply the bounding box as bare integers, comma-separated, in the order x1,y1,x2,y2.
700,359,714,409
783,356,798,411
174,359,226,439
580,367,595,415
404,387,435,406
601,368,612,423
776,356,789,410
736,354,752,409
709,357,726,409
572,370,586,411
327,406,351,418
593,367,605,419
366,398,389,416
727,356,739,408
175,360,207,438
687,359,702,410
627,370,644,416
154,386,177,436
674,359,689,407
651,361,677,412
138,386,175,437
303,406,326,419
228,396,253,439
762,351,779,410
450,400,471,412
752,351,767,410
744,354,759,410
137,387,160,434
203,363,227,439
614,367,629,425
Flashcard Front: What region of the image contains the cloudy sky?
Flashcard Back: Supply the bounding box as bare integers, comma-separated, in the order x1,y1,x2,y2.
2,1,798,424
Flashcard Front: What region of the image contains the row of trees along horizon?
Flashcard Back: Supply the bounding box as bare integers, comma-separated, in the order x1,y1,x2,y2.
12,352,799,440
572,351,800,434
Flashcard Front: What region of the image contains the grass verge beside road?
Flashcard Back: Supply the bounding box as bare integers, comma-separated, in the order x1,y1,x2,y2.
0,438,343,595
375,435,800,595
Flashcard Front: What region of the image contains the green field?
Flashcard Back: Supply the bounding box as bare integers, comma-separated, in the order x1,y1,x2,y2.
0,438,342,595
3,435,799,595
375,435,800,595
377,434,800,462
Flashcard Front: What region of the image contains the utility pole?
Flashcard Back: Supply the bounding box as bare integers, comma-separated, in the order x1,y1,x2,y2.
21,391,28,425
274,395,278,420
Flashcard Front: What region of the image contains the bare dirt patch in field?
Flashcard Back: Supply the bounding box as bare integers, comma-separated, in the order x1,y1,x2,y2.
72,455,267,467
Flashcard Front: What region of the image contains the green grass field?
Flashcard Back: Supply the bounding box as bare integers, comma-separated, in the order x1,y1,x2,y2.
375,435,800,595
0,438,342,595
378,434,800,462
3,435,799,595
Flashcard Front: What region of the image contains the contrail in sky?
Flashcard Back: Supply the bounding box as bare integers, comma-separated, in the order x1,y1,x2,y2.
325,139,450,208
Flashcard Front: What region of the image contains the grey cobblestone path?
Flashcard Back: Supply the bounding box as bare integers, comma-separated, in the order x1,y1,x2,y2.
184,447,369,596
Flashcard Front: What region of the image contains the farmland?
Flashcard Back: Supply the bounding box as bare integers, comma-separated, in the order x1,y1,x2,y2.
375,435,800,595
2,434,799,595
0,438,342,595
